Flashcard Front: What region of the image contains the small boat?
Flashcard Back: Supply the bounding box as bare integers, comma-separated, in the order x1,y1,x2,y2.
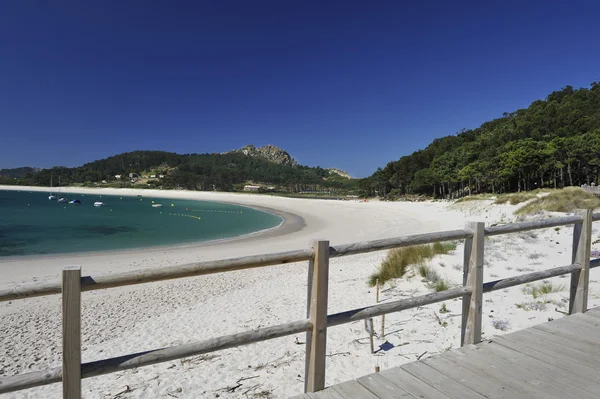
58,197,68,203
151,204,162,208
94,201,104,207
48,175,56,200
69,199,81,204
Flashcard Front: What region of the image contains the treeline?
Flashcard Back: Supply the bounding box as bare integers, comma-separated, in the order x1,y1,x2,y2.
360,83,600,198
11,151,356,192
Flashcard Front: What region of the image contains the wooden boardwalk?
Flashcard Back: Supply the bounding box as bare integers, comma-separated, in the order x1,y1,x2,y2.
291,308,600,399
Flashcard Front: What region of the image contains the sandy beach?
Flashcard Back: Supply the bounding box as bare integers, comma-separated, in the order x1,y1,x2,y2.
1,186,599,398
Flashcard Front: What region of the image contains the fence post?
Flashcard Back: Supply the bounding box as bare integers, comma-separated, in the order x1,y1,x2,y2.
461,222,484,346
305,240,329,393
62,266,82,399
569,209,592,314
303,252,314,393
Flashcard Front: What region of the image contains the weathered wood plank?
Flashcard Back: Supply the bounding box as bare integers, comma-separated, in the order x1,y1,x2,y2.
482,264,580,293
457,344,589,399
356,373,415,398
518,327,600,363
422,355,518,398
481,341,600,398
401,361,486,399
533,319,600,348
484,215,583,236
380,365,453,398
306,240,329,393
327,286,470,327
304,255,314,393
499,329,600,371
582,307,600,318
0,319,312,395
443,350,549,398
570,209,592,314
491,335,600,381
331,380,380,399
62,266,81,399
329,229,472,258
0,249,314,302
463,222,484,346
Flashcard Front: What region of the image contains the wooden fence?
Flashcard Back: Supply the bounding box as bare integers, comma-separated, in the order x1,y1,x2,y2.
0,210,599,397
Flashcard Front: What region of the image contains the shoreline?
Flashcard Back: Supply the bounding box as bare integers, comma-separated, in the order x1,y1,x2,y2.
0,185,306,261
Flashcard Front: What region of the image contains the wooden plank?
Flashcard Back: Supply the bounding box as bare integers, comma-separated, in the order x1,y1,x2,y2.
304,255,314,393
443,350,550,398
533,319,600,348
499,329,600,371
582,307,600,318
305,388,346,399
327,286,470,327
422,355,518,398
463,222,484,346
379,365,453,398
306,240,330,393
518,327,600,363
329,229,472,257
331,380,379,399
481,341,600,398
492,336,600,381
461,234,473,345
62,266,82,399
0,318,312,395
356,373,415,398
482,264,580,293
401,360,486,399
0,249,314,302
457,344,591,399
570,209,592,314
484,215,583,236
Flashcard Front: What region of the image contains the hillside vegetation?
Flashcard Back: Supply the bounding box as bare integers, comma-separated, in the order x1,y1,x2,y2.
2,146,357,194
361,83,600,198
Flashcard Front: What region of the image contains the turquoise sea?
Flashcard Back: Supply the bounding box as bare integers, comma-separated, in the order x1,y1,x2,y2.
0,190,282,257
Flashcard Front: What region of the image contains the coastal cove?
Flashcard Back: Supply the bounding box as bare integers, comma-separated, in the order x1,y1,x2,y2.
0,189,285,257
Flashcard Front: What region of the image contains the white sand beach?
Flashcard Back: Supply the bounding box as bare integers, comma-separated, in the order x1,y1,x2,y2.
1,186,599,398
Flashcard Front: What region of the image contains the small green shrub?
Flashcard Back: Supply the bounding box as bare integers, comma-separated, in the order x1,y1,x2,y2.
431,279,450,292
439,303,450,313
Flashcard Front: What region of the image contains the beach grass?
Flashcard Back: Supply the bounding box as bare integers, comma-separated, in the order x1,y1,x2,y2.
369,242,455,286
516,187,600,215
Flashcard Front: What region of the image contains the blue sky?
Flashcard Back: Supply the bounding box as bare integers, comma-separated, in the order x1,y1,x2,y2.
1,1,599,177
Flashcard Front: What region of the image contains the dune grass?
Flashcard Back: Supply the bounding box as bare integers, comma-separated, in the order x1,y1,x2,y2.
494,191,540,205
523,282,565,299
517,187,600,215
455,194,495,203
368,242,456,286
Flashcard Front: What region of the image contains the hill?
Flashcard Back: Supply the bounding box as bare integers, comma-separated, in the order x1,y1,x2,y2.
0,167,39,178
360,82,600,198
10,147,356,194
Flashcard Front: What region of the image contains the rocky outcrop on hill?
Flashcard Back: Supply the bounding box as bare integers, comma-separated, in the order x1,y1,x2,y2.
229,145,298,167
326,168,351,179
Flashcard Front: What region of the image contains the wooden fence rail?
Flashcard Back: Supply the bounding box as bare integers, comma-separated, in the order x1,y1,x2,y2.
0,211,598,397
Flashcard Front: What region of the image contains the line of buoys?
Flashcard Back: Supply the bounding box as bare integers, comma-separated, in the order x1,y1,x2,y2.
184,209,243,214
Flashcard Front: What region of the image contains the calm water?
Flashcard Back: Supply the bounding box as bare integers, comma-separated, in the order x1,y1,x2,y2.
0,190,282,257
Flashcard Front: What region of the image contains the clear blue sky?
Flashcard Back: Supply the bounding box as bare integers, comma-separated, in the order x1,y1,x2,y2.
1,1,599,177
